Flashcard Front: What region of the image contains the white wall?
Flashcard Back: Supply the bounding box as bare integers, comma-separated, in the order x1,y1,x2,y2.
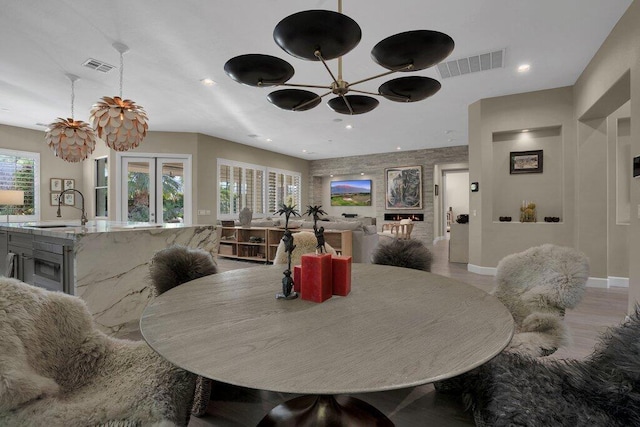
444,170,469,220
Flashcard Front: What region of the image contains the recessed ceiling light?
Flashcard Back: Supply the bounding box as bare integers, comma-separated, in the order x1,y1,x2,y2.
345,124,353,130
330,174,334,177
302,149,307,153
266,138,272,142
396,146,401,150
522,129,529,133
360,172,365,176
200,78,216,86
517,64,530,73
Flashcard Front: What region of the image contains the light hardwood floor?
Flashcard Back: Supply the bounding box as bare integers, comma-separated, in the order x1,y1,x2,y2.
187,239,629,426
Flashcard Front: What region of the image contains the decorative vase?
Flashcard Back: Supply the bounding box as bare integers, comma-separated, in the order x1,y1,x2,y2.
239,207,253,227
519,201,537,222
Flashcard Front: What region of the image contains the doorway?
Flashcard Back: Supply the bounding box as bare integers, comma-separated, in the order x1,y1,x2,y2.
117,154,192,224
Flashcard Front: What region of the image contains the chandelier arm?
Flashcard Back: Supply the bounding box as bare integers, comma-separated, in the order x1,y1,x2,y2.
278,82,333,90
339,94,355,115
315,50,340,87
292,91,332,111
347,64,412,87
348,88,409,102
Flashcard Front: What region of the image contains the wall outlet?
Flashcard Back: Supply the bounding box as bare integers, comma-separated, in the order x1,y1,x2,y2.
197,210,206,215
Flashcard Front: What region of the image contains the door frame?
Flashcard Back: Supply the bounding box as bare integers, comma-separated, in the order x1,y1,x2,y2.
116,152,193,224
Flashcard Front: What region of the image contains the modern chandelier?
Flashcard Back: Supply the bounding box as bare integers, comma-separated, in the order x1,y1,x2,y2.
224,1,454,115
90,42,148,151
45,74,98,163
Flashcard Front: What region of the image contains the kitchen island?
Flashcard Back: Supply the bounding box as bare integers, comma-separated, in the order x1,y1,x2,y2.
0,220,219,337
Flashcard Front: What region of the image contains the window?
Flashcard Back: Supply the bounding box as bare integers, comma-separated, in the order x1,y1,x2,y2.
217,159,300,219
95,157,108,217
0,149,40,221
267,168,301,213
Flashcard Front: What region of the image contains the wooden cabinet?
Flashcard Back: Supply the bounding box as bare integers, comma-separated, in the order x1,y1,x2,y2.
218,227,268,262
218,227,352,263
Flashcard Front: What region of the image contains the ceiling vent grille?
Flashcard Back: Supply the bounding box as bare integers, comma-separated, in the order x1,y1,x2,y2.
437,49,505,79
82,58,115,73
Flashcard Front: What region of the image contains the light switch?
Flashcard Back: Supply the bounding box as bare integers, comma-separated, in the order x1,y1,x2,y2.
197,210,206,215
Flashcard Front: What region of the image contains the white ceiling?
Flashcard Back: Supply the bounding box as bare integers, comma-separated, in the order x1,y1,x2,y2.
0,0,632,160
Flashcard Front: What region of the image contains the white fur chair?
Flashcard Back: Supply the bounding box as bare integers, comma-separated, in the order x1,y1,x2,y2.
272,231,337,266
492,243,589,357
0,277,195,426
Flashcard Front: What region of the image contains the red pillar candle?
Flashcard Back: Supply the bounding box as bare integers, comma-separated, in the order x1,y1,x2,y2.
331,255,352,296
293,265,302,293
301,253,332,303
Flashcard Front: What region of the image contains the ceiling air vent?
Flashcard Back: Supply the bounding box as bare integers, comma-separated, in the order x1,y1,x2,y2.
82,58,115,73
437,49,505,79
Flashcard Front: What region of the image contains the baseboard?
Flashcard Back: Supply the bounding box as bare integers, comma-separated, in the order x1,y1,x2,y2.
433,235,447,245
467,264,497,276
608,276,629,288
586,277,609,288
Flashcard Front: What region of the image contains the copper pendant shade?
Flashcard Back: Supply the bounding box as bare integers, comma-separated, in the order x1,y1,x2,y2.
90,42,148,151
44,75,98,163
224,1,454,115
90,96,148,151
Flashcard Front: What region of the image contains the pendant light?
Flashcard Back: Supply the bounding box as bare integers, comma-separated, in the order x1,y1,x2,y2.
44,74,97,163
90,42,148,151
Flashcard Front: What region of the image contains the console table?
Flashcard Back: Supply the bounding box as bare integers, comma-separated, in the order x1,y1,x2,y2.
218,226,352,263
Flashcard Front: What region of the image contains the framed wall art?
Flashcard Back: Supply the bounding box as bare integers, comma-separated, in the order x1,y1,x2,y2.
63,179,75,190
510,150,543,174
50,178,62,192
385,165,422,209
63,193,75,206
50,192,61,206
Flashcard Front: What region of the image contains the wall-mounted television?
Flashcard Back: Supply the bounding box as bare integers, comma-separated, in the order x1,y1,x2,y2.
330,180,372,206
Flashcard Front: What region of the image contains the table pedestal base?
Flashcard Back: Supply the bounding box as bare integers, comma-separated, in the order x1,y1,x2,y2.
258,394,394,426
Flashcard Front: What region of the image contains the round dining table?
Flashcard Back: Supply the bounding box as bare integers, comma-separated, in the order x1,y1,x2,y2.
140,263,514,426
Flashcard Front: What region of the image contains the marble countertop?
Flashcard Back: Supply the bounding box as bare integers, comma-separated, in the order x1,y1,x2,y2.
0,220,211,239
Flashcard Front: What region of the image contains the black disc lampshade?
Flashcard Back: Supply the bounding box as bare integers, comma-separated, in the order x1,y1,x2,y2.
327,95,379,115
267,89,322,111
273,10,362,61
378,76,442,102
224,54,294,87
371,30,455,71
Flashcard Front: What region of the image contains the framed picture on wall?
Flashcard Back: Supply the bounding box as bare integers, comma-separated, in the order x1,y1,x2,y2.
50,192,61,206
50,178,62,192
510,150,543,174
63,179,75,190
64,193,75,206
385,165,422,209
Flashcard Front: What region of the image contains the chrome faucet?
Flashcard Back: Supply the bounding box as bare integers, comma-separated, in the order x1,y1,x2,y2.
57,188,88,226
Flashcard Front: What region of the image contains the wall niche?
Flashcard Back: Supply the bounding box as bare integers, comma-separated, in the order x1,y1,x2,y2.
492,126,563,222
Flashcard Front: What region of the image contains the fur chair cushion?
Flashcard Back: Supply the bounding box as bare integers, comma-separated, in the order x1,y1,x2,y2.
371,238,433,272
272,231,337,266
464,307,640,426
149,245,218,296
492,244,589,357
0,277,195,426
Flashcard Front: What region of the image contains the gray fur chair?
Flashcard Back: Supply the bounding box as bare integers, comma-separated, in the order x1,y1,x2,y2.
0,277,195,426
371,238,433,272
272,231,337,266
148,245,218,418
493,243,589,357
462,306,640,426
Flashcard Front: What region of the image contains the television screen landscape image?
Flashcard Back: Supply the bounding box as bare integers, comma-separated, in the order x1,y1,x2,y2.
330,180,372,206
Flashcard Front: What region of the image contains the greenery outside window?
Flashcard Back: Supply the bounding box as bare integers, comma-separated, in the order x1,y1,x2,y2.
0,149,40,222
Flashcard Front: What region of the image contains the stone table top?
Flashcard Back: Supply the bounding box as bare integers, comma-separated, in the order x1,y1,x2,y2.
141,264,514,395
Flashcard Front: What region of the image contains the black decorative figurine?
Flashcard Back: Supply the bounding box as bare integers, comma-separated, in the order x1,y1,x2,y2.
276,203,300,300
304,205,327,253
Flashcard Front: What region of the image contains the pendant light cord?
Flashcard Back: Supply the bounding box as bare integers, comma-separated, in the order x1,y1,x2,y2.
70,79,75,120
119,51,124,98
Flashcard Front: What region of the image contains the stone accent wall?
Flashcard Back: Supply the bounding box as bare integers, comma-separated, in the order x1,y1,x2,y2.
309,145,469,245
